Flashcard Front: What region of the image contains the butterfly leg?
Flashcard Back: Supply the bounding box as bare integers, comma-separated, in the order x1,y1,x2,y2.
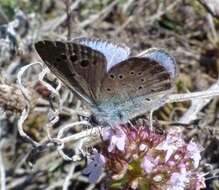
128,120,135,128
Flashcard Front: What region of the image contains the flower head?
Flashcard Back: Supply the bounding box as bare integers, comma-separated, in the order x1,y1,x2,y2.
100,122,205,190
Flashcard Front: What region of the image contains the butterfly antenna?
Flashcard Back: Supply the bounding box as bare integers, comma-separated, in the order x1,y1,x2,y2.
64,0,72,40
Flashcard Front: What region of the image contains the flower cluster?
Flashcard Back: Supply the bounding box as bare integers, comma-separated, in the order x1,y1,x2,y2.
83,122,206,190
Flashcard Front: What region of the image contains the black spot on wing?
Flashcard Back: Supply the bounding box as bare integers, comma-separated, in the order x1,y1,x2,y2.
80,59,89,68
70,54,78,62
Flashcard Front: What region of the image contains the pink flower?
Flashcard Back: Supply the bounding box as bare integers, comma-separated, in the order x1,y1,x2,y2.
141,155,158,173
83,149,106,183
189,173,206,190
102,126,126,152
168,168,189,190
156,132,184,162
187,141,202,168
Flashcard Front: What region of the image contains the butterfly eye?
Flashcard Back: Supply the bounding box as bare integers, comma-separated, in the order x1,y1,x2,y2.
80,59,89,67
70,54,78,62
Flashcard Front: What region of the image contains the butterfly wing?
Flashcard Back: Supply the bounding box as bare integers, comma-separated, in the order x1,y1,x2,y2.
72,37,130,71
95,53,176,123
138,48,177,80
35,40,107,105
99,57,173,103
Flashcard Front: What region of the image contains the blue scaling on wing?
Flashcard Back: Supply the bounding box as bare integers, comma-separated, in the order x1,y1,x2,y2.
139,48,177,79
72,37,130,71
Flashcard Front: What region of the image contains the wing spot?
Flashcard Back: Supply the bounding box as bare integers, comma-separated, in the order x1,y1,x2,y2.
70,54,78,62
138,86,143,90
118,74,124,79
80,59,89,67
109,74,115,79
141,78,145,82
138,72,142,76
130,71,135,75
106,88,111,92
145,98,151,101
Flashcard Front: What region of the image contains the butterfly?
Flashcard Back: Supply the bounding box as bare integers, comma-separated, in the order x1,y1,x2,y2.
35,37,176,126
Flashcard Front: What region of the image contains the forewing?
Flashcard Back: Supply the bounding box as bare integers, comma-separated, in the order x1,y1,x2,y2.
72,37,130,71
35,40,107,105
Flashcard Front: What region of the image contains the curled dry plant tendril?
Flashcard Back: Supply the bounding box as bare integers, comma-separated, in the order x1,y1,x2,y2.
17,61,95,161
17,62,42,147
